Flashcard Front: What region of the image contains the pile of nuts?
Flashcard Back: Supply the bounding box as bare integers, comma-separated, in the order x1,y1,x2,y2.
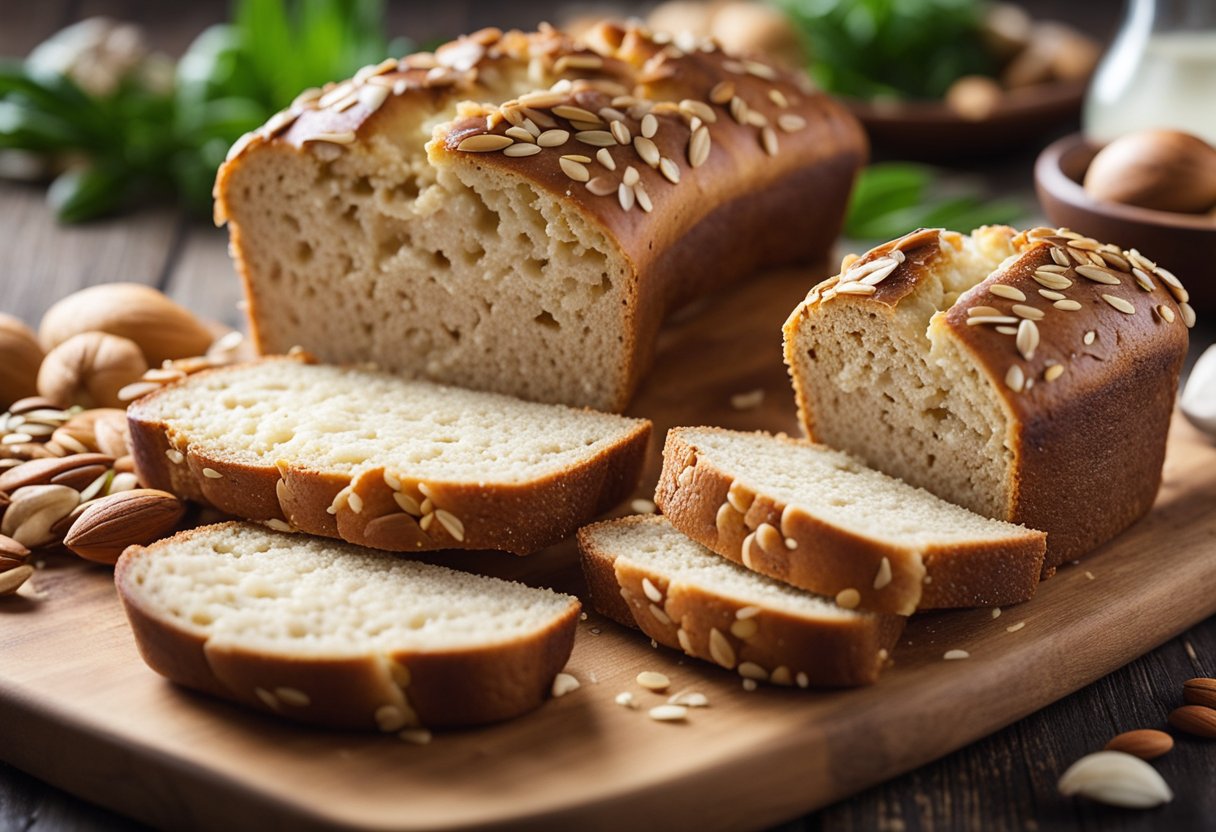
0,282,247,597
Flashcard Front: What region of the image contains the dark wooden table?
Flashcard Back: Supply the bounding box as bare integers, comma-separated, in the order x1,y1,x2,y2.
2,2,1213,831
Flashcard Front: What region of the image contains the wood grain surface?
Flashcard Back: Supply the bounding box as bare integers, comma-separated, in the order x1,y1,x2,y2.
1,261,1215,832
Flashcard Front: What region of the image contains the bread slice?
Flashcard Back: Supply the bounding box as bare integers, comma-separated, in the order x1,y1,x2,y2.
655,426,1047,615
213,22,865,411
578,516,903,687
116,522,580,729
127,357,650,556
783,226,1190,571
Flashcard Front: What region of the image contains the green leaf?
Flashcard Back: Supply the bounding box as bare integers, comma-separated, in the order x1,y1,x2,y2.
47,164,137,223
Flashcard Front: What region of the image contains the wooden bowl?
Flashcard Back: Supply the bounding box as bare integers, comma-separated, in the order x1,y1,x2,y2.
1035,132,1216,314
844,80,1085,161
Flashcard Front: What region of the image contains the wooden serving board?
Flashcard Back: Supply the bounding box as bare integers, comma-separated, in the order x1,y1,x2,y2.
2,263,1215,832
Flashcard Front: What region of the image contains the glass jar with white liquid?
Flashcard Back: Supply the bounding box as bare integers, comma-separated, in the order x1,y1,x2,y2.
1084,0,1216,143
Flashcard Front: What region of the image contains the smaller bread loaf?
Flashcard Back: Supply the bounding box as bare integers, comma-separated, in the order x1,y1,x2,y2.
116,522,580,729
126,357,650,555
579,515,903,687
655,426,1047,615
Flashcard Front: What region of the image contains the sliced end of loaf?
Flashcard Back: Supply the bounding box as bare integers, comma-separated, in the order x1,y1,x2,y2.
116,522,579,729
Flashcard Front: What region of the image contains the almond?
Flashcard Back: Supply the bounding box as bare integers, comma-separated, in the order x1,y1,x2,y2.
1168,705,1216,739
39,283,213,366
37,332,148,409
0,313,44,410
92,410,130,458
1104,729,1173,760
63,488,185,564
0,484,80,548
0,564,34,596
1182,677,1216,709
0,533,30,562
0,453,114,493
1057,750,1173,808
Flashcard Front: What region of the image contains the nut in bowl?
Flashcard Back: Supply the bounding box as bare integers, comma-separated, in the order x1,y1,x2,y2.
1036,132,1216,314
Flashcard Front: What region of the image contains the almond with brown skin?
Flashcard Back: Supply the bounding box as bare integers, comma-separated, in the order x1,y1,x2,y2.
0,453,114,493
0,533,30,563
0,313,43,410
63,488,185,564
1104,729,1173,760
1168,705,1216,739
1183,678,1216,709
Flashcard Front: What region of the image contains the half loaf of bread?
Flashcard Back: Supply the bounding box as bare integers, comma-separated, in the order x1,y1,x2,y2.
127,357,650,555
115,522,580,729
213,22,866,411
783,227,1191,572
579,515,903,687
655,426,1047,615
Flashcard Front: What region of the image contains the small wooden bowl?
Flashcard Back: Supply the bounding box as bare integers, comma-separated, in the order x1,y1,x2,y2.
845,80,1085,161
1035,133,1216,314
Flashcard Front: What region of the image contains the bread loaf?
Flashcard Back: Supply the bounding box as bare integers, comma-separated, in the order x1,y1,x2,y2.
116,522,580,729
213,22,866,412
579,515,903,687
655,426,1047,614
783,227,1191,572
126,357,650,555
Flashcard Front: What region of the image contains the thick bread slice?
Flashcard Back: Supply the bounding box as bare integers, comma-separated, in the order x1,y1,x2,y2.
578,516,903,687
783,227,1190,571
127,357,650,556
214,22,865,412
655,427,1047,615
116,523,579,729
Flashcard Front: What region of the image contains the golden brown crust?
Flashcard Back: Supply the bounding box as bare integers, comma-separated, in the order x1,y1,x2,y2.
783,227,1191,574
115,523,580,729
654,428,1046,614
126,358,651,557
577,516,904,687
213,22,866,411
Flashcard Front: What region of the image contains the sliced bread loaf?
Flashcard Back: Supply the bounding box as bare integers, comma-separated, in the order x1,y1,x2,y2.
116,522,580,729
783,226,1190,571
579,516,903,687
655,426,1047,615
127,357,650,555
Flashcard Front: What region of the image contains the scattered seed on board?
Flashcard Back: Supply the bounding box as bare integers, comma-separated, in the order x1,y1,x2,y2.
552,672,580,697
615,691,639,709
648,704,688,722
730,389,764,410
944,649,970,660
636,670,671,692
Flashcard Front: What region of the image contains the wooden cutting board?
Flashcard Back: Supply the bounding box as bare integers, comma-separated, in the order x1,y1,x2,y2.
1,263,1214,832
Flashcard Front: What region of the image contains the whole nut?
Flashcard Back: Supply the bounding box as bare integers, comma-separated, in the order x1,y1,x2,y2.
39,283,213,366
0,442,57,463
1084,130,1216,214
51,407,126,454
0,533,30,563
0,564,34,596
1104,729,1173,760
37,332,148,408
0,313,44,410
0,453,114,493
1057,750,1173,808
1183,677,1216,709
63,488,185,564
0,532,32,595
1168,705,1216,739
0,484,80,548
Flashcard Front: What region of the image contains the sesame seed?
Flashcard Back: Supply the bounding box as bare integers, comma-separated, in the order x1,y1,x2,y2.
989,284,1026,301
1038,289,1065,301
709,81,734,104
676,628,692,652
969,305,1003,317
165,449,184,464
769,89,790,107
275,687,310,707
1011,304,1045,320
744,60,777,79
622,165,640,187
633,136,660,167
617,182,634,211
609,120,631,144
456,134,513,152
1131,268,1156,292
599,106,627,122
615,691,638,709
1050,247,1071,267
709,627,736,669
434,509,464,541
761,126,778,156
1180,302,1196,328
503,143,541,157
536,129,570,147
641,577,663,602
1016,319,1039,361
398,728,432,745
552,672,580,697
254,688,279,710
1084,330,1096,345
347,491,364,514
1075,265,1122,285
575,130,616,147
738,662,769,681
649,603,671,625
1054,299,1082,311
585,176,615,197
796,672,809,689
393,491,421,516
679,99,716,123
835,588,861,609
730,617,758,639
636,670,670,691
730,388,764,410
667,691,709,707
688,126,711,167
1044,364,1065,382
553,53,603,73
552,104,601,124
873,557,892,590
740,532,756,568
729,96,749,125
777,113,806,132
992,608,1002,619
202,467,223,479
943,649,970,660
966,316,1020,326
1068,237,1101,251
375,705,407,732
648,704,688,722
659,156,680,184
742,679,758,692
1006,364,1025,392
559,157,590,182
596,147,615,170
1006,622,1026,632
1157,304,1176,323
1101,294,1136,314
640,113,658,138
